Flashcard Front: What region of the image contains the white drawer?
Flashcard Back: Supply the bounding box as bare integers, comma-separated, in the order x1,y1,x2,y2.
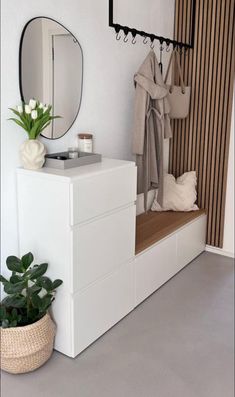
73,261,134,356
72,205,136,291
135,235,177,306
70,165,137,225
177,215,206,268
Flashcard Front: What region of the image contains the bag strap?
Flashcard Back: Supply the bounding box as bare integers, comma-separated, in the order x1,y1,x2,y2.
164,50,186,94
164,51,174,85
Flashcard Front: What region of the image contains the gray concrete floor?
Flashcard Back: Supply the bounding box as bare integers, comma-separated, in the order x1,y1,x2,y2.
1,252,234,397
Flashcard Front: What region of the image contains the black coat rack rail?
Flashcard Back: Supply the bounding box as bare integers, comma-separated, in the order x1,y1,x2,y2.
109,0,196,50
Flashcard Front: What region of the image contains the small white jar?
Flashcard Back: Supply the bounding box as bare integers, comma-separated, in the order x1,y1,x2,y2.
78,133,93,153
68,147,79,159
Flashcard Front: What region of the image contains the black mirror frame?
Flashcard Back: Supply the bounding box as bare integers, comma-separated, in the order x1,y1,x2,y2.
19,16,83,140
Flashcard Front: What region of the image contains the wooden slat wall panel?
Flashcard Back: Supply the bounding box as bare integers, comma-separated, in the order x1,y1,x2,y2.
169,0,235,248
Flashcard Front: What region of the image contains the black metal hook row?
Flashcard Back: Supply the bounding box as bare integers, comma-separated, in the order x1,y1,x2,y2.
114,24,190,53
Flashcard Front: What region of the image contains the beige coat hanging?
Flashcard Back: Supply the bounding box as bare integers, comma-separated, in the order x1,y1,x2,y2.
133,50,172,210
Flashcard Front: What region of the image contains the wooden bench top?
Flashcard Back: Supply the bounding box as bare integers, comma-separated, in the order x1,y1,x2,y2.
135,209,206,254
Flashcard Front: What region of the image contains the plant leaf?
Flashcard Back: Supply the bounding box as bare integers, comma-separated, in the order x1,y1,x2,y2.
6,256,24,273
37,276,53,291
52,279,63,290
0,306,6,320
31,294,43,309
0,275,8,284
28,284,42,296
2,295,27,308
9,320,17,327
29,263,48,280
1,319,9,328
4,280,26,295
10,274,22,284
21,252,34,270
8,118,29,132
40,295,52,311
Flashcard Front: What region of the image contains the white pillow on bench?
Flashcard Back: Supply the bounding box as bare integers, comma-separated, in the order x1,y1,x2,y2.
151,171,199,212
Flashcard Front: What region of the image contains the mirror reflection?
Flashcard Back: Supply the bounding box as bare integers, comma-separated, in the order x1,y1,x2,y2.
20,17,83,139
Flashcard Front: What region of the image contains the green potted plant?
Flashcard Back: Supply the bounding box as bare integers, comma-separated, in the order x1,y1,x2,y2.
0,252,63,374
9,99,61,170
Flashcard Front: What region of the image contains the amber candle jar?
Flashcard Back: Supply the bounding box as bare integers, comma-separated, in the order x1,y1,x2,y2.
78,133,93,153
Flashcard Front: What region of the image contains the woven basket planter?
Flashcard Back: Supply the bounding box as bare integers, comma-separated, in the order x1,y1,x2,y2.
0,313,56,374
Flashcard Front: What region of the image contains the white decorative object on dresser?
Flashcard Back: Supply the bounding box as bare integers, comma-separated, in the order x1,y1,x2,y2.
17,158,137,357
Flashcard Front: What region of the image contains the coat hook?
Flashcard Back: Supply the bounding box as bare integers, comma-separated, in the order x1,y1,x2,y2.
116,31,121,41
166,41,171,52
123,33,128,43
178,45,183,55
143,36,148,44
150,35,155,49
132,36,137,44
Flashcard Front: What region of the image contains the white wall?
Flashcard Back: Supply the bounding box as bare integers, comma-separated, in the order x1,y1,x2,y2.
223,97,234,256
206,88,235,258
1,0,174,262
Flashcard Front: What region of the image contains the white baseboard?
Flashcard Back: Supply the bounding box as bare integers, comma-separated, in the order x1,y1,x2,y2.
206,245,235,259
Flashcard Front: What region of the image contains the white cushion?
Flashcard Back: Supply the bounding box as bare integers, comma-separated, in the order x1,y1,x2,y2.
151,171,199,212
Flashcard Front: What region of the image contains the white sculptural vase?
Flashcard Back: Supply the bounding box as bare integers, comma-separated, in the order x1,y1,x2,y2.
20,139,46,170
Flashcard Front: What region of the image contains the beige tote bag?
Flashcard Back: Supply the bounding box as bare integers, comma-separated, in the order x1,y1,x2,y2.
164,50,191,119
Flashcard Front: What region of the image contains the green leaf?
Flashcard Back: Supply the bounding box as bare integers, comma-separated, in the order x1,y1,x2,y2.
6,256,24,273
2,295,27,308
10,274,22,284
31,294,43,309
1,319,9,328
40,295,52,311
9,108,21,117
8,118,29,132
11,308,18,320
4,280,26,294
0,306,6,320
27,308,39,321
52,279,63,290
28,284,42,296
9,320,17,327
29,263,48,280
21,252,34,270
0,275,8,284
37,276,53,291
40,122,51,133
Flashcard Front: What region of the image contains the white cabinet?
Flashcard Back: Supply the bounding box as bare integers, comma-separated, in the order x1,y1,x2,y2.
135,214,207,307
17,158,207,358
135,235,177,306
17,159,137,357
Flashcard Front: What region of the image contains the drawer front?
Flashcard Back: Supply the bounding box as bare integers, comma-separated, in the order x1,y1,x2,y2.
73,261,134,355
70,165,137,225
135,235,177,306
177,215,206,268
72,205,136,291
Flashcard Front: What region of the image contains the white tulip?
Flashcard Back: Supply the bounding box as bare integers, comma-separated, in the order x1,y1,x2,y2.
29,99,37,109
25,105,32,114
17,105,23,113
31,110,38,120
43,106,48,113
39,102,44,109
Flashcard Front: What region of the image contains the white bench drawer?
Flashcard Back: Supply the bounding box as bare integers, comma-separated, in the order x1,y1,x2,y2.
72,206,136,291
177,215,206,268
135,235,177,306
73,261,134,356
70,166,137,225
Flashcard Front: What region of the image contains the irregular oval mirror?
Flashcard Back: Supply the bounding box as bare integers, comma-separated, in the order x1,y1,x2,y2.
20,17,83,139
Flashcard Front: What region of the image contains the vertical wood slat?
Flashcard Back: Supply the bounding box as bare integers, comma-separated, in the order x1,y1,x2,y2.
169,0,235,248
